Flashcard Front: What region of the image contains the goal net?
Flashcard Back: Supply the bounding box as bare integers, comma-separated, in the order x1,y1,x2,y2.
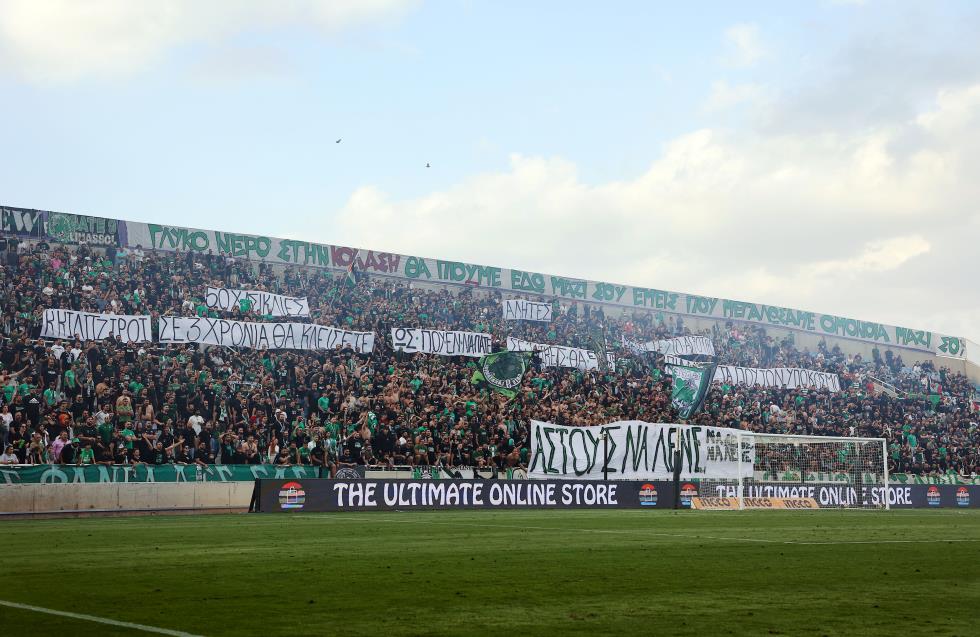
696,433,889,510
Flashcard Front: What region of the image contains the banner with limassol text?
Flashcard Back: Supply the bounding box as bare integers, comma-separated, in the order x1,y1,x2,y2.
48,214,961,359
528,420,751,481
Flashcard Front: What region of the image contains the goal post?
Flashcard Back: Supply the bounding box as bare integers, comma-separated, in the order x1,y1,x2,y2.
693,432,890,510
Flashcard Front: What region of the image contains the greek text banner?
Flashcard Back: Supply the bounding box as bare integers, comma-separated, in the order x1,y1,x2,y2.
623,335,715,357
41,309,151,343
391,328,491,357
159,317,374,353
206,287,310,317
121,218,960,354
507,337,613,371
713,366,841,392
529,420,749,481
503,299,553,322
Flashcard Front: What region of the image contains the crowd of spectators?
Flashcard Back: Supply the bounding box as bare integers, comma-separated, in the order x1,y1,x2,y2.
0,236,977,477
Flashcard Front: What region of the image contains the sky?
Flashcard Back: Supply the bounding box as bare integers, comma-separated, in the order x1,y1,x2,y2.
0,0,978,342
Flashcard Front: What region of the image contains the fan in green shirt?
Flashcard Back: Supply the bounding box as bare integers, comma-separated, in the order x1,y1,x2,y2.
317,395,330,413
79,447,95,464
97,422,114,446
238,297,253,313
120,427,136,449
531,377,550,390
43,387,59,407
129,379,144,396
64,368,77,390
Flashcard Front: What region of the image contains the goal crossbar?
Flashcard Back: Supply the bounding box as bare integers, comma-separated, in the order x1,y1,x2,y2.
691,431,889,510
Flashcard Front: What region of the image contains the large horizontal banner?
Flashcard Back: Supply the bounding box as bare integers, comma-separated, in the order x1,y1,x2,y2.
206,287,310,317
257,478,677,512
529,420,750,481
391,328,491,357
159,317,375,353
25,211,964,355
713,365,841,392
507,337,614,371
623,334,715,357
41,309,151,343
0,464,323,484
503,299,553,322
700,482,977,509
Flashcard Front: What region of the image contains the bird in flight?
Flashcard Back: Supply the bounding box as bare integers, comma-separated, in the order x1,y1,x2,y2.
335,138,342,144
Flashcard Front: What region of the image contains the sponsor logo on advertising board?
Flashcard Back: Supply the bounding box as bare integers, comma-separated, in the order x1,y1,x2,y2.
279,481,306,510
638,483,658,506
956,486,969,507
680,482,698,507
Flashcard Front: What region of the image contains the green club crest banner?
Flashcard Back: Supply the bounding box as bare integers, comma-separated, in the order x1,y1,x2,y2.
667,363,714,419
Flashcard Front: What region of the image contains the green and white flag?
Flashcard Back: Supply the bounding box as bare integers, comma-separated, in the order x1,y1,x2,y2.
666,362,715,420
472,351,532,398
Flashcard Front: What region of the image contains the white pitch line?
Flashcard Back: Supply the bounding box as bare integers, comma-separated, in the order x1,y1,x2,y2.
786,539,980,545
0,599,203,636
296,515,980,546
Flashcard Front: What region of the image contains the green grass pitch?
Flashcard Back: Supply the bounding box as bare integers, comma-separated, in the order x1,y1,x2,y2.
2,510,978,636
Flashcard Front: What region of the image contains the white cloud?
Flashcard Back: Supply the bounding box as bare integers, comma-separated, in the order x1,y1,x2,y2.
723,23,765,68
811,236,931,275
331,84,980,340
0,0,417,83
703,80,770,112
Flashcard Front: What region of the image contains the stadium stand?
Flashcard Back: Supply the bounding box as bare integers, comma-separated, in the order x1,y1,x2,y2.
0,230,977,479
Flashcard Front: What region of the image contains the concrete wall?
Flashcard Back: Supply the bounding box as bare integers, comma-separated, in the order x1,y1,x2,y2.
0,482,254,515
